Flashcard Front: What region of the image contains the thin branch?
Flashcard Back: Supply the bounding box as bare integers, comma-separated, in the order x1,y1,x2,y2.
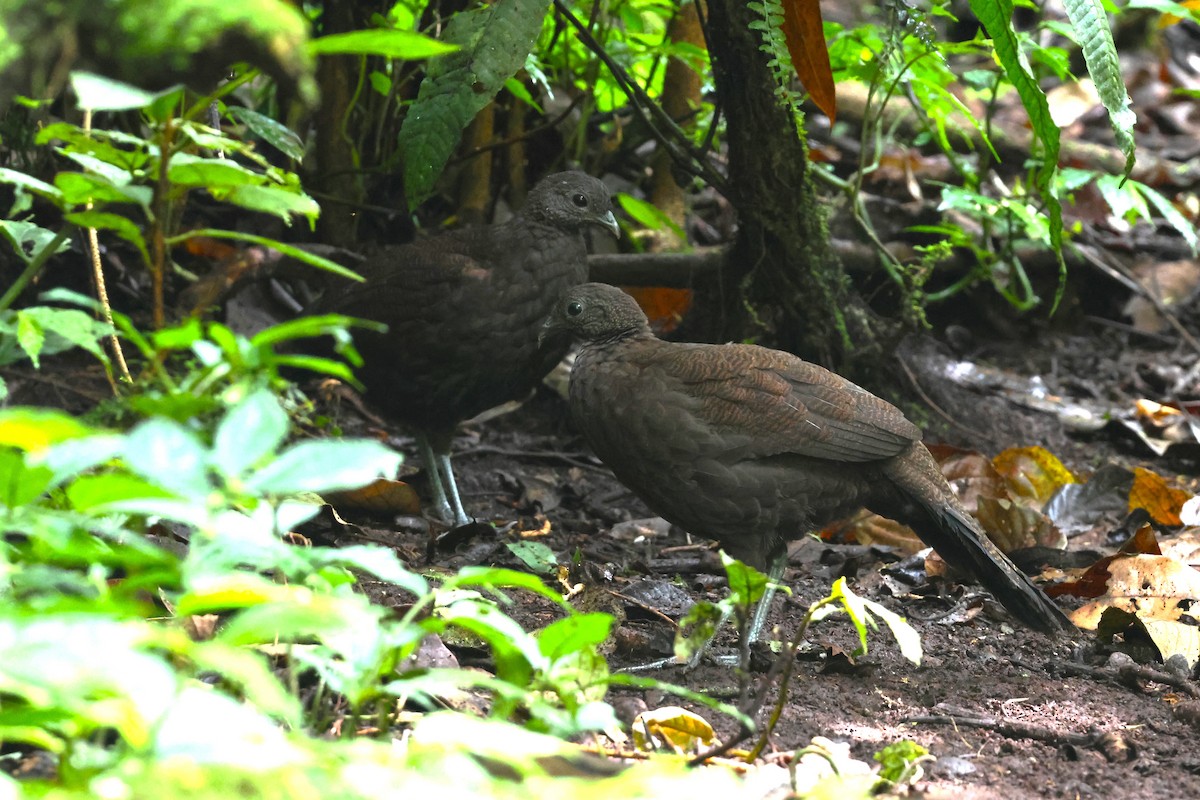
552,0,729,196
82,108,132,385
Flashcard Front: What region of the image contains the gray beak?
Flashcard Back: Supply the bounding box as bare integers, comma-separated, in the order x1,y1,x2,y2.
537,316,555,348
598,210,620,239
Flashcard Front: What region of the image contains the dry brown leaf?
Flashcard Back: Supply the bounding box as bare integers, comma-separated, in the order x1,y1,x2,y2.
1069,554,1200,629
975,496,1067,552
1048,525,1161,599
927,444,1008,513
1129,467,1193,526
829,510,923,553
631,706,717,753
326,478,421,515
622,286,693,335
993,446,1077,506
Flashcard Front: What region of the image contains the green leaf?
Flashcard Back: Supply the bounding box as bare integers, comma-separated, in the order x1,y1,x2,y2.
829,578,922,666
674,600,724,664
505,540,558,574
1062,0,1135,176
15,312,44,367
0,448,53,508
442,566,566,605
212,389,289,478
308,29,459,59
167,154,266,188
17,306,112,363
0,221,70,264
64,210,151,266
397,0,552,202
968,0,1065,304
537,613,613,661
314,545,427,596
65,473,179,511
245,440,401,494
166,229,365,281
123,418,210,498
187,642,302,724
215,184,320,224
69,71,161,110
1133,181,1199,255
0,408,95,451
55,172,153,208
616,193,683,239
0,167,64,204
36,434,124,486
227,107,306,161
721,551,768,607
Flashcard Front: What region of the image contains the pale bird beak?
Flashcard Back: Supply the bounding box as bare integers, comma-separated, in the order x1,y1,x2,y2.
599,210,620,239
537,316,555,348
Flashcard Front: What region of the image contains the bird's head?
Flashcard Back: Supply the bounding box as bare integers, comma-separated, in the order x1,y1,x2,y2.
525,172,620,238
539,282,651,347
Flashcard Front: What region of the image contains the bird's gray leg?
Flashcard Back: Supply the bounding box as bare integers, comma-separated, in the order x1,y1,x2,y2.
417,435,471,527
746,555,787,645
623,556,787,673
436,451,471,527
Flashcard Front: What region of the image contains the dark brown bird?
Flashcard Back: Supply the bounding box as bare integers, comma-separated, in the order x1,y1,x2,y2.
542,283,1072,634
311,173,619,525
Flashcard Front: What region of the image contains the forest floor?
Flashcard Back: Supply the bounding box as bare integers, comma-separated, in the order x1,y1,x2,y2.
279,309,1200,800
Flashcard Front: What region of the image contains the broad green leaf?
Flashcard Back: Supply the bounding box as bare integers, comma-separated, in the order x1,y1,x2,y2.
187,643,301,724
17,307,112,363
123,418,210,498
1062,0,1135,176
212,389,289,478
969,0,1065,304
397,0,552,202
66,472,179,511
0,220,70,263
58,150,136,185
436,595,545,680
36,434,124,486
64,210,150,265
36,122,152,172
309,29,458,59
442,566,566,605
0,167,64,203
152,686,304,768
506,540,558,574
674,600,724,664
214,591,384,646
721,551,768,607
0,448,53,508
216,184,320,224
227,107,306,161
167,154,266,188
55,171,153,208
0,408,95,451
15,312,44,367
537,613,613,661
1134,181,1199,254
69,71,160,110
178,573,293,615
830,577,922,665
245,440,401,494
314,545,428,596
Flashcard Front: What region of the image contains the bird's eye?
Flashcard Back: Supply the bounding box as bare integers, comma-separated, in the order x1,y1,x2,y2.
566,301,583,317
571,193,588,208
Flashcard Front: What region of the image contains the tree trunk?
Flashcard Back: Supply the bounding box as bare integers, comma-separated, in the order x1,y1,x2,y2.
694,0,886,371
